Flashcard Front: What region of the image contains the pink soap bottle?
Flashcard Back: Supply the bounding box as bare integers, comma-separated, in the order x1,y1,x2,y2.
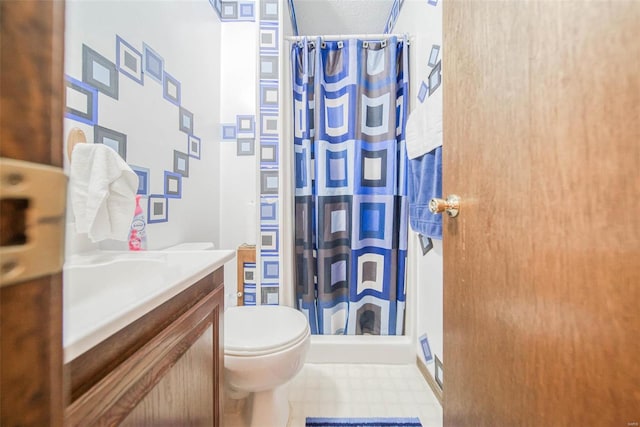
128,195,147,251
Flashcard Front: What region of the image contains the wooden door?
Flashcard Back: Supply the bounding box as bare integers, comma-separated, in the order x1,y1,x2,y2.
442,1,640,426
0,1,66,425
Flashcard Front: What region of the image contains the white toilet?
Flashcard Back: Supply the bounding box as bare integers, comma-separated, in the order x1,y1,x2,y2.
224,305,310,427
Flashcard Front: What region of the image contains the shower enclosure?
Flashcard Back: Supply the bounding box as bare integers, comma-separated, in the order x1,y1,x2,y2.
283,34,416,363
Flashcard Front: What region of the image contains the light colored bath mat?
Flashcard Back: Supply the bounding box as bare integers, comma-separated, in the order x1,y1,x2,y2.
305,417,423,427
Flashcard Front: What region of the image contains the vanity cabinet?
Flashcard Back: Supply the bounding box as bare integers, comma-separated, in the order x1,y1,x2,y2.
65,268,224,426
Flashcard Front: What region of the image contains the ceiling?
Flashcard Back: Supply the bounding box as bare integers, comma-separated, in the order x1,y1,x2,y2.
291,0,395,36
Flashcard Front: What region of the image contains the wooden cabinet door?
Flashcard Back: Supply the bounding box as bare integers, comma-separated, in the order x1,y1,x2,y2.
120,288,224,426
442,1,640,426
0,1,66,426
65,282,224,426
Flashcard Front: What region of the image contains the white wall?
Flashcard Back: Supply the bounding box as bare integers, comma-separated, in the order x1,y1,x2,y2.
394,0,444,377
219,22,259,306
64,0,222,255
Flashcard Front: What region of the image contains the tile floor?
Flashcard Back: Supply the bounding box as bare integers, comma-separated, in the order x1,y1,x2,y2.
224,363,443,427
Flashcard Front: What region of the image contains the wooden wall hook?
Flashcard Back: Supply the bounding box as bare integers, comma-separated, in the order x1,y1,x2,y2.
66,128,87,161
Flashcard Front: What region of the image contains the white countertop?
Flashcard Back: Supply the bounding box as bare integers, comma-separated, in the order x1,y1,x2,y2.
63,249,235,363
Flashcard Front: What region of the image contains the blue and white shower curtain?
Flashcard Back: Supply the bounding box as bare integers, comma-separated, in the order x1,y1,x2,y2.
292,37,409,335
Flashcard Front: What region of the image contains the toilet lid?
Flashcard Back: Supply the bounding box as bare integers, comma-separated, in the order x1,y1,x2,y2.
225,306,310,356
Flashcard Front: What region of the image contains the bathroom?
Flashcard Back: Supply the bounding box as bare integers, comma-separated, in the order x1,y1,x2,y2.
65,0,442,422
1,0,638,426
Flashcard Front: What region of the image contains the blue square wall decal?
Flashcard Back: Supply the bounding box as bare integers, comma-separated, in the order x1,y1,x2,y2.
261,0,279,21
261,170,279,195
237,115,255,135
260,83,279,109
244,263,257,284
179,107,194,134
209,0,223,17
418,81,428,103
428,61,442,96
221,1,238,19
260,200,278,224
164,171,182,199
147,195,168,223
116,35,143,85
237,138,255,156
222,124,237,140
173,150,190,177
65,75,98,125
143,43,164,83
428,44,441,67
261,227,279,252
82,44,118,99
259,24,279,52
260,139,279,167
261,286,279,305
263,259,279,279
188,135,201,159
243,284,257,305
239,2,255,19
94,125,127,160
261,113,279,137
260,55,279,80
130,165,150,195
420,333,434,363
163,71,181,106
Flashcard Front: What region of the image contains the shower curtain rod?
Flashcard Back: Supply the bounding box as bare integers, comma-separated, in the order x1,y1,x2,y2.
285,34,410,42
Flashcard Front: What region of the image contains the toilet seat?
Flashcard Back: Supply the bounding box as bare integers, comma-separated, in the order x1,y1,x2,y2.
225,306,310,357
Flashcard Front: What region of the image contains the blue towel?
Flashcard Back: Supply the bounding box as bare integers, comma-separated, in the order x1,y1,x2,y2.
407,147,442,240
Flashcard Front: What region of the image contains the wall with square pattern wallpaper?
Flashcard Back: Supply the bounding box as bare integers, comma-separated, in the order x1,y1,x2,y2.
218,0,286,307
64,0,222,255
394,0,444,383
63,0,439,326
218,21,259,306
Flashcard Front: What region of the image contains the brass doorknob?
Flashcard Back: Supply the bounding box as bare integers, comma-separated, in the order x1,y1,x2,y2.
429,194,460,218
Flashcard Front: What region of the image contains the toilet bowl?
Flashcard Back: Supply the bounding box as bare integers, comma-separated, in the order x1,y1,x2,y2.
224,305,310,427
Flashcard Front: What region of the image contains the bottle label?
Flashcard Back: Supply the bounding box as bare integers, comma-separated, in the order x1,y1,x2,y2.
131,218,145,232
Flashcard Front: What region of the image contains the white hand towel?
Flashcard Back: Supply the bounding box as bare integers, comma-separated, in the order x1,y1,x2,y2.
405,87,443,159
70,143,138,242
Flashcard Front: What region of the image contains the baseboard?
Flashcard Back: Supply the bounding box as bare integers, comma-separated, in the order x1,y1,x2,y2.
416,356,443,406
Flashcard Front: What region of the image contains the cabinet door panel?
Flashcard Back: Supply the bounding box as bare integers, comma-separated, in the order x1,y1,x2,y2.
66,280,224,426
121,325,215,426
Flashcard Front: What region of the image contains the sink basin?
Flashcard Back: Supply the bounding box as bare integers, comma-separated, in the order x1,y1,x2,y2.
63,249,234,362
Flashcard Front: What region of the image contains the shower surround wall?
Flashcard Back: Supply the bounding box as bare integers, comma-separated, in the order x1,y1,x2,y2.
64,0,222,255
